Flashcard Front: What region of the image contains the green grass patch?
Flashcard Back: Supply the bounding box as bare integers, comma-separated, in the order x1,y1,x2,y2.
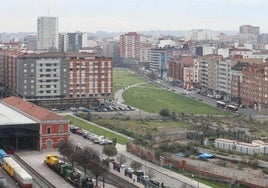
113,69,147,96
91,118,193,137
122,87,230,115
66,115,129,144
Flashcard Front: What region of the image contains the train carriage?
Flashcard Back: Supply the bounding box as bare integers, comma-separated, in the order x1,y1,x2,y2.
2,157,20,177
14,167,33,188
2,156,33,188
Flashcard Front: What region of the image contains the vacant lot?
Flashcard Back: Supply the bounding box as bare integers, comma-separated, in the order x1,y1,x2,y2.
122,87,229,115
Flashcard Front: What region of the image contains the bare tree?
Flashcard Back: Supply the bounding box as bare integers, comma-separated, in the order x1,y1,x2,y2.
58,139,71,163
117,154,126,166
75,146,100,176
88,158,107,187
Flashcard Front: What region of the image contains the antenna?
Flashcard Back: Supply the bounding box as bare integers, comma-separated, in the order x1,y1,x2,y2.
47,0,50,16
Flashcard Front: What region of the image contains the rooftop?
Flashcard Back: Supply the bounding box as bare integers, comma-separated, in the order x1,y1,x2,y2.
2,97,68,123
0,102,36,125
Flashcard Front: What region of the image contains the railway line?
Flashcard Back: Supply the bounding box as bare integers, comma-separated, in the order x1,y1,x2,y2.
13,154,56,188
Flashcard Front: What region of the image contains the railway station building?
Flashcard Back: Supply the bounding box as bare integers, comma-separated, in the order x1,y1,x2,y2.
0,96,70,152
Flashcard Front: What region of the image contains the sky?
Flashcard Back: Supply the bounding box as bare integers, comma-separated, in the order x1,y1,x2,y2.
1,0,267,33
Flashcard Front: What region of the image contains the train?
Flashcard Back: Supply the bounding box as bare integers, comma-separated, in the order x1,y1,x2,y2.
45,154,94,188
0,149,33,188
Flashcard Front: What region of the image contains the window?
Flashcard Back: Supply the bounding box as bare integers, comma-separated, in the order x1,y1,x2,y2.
46,140,52,149
47,127,51,134
59,125,64,133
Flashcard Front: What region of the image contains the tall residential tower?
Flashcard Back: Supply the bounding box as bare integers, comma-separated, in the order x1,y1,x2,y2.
37,17,59,51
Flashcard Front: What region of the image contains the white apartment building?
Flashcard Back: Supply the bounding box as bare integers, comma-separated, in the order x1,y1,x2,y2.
185,29,218,41
217,48,229,58
37,17,59,51
218,59,231,97
215,138,268,155
58,33,69,52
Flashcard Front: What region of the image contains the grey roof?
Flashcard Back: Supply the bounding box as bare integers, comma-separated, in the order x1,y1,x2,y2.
0,103,36,125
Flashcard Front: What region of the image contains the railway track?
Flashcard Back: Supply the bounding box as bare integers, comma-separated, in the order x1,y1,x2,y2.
102,170,139,188
13,154,56,188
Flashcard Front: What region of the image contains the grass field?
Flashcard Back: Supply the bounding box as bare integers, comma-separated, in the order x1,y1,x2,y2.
113,69,147,96
66,115,129,144
122,87,229,115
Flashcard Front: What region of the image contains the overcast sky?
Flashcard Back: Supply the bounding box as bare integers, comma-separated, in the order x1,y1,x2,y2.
1,0,267,33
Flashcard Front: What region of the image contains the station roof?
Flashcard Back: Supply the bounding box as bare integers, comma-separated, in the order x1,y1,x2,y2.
1,97,68,123
0,102,36,125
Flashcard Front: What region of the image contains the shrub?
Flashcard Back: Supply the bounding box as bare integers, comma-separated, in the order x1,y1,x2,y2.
159,108,170,117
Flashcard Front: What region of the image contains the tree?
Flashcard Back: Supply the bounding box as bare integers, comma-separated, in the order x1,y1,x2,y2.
58,139,72,163
130,161,142,171
117,154,126,166
102,145,117,160
159,108,170,117
75,146,100,176
88,158,107,187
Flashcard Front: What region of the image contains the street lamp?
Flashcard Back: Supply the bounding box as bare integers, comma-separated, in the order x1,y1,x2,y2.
160,156,164,167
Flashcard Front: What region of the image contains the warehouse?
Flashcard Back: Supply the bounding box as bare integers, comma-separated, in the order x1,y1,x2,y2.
0,96,70,152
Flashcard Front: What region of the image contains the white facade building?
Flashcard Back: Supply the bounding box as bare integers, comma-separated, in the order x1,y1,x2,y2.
217,48,229,58
37,17,59,51
185,29,218,41
215,138,268,155
218,59,231,96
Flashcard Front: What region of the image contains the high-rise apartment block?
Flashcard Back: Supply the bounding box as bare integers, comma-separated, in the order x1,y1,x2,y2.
120,32,140,61
239,25,260,35
1,51,112,108
37,17,59,51
67,32,88,52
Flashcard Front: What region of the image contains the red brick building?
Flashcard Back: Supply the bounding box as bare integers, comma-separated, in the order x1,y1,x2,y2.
169,55,194,82
241,63,268,109
2,96,69,150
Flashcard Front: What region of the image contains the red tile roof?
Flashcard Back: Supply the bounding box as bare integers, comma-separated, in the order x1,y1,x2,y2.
2,96,67,122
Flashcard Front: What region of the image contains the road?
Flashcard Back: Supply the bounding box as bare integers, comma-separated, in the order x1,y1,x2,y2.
70,133,210,188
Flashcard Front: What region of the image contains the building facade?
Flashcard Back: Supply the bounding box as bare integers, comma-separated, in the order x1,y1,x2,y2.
120,32,140,61
2,96,70,151
1,51,113,109
241,63,268,110
67,32,88,52
37,17,59,51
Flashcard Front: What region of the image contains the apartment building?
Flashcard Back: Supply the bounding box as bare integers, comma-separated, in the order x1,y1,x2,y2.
215,138,268,155
120,32,140,62
241,63,268,110
199,55,223,95
37,17,59,51
2,51,26,96
239,25,260,35
16,53,68,100
230,62,249,104
139,43,151,68
67,53,112,99
1,51,112,109
218,59,232,99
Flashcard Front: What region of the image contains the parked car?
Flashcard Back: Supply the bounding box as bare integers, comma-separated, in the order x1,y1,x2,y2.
70,107,78,112
125,167,134,178
140,175,149,184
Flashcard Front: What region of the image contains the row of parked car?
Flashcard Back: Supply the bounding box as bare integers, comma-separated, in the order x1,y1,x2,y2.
94,105,135,112
111,161,170,188
70,125,115,145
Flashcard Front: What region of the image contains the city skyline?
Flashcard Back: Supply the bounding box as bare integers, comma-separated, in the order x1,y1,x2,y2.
1,0,268,33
